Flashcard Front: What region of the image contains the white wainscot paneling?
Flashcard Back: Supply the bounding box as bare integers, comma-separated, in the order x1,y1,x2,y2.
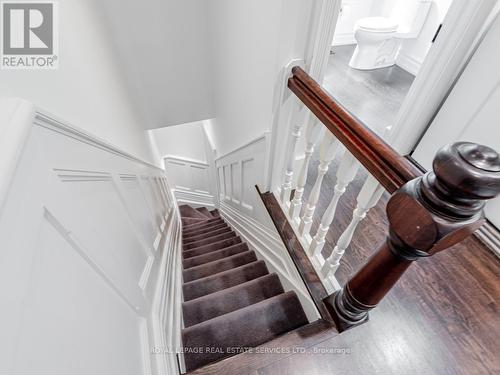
215,134,320,321
164,156,215,207
0,103,181,375
216,135,268,217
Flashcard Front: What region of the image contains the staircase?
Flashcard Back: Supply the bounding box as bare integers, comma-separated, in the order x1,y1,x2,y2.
179,205,308,372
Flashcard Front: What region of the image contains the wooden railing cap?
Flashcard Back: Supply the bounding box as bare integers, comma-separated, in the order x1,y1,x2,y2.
433,142,500,200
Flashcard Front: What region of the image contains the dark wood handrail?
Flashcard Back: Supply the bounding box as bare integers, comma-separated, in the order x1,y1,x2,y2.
288,66,422,193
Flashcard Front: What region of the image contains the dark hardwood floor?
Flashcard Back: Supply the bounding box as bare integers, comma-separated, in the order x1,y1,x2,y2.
324,45,414,133
255,155,500,374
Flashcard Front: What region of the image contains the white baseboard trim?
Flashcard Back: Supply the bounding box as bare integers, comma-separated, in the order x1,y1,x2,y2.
219,202,321,322
150,208,183,375
332,34,356,46
396,52,421,76
173,188,215,208
475,221,500,258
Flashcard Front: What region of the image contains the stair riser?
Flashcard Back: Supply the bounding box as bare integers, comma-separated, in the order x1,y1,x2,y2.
182,273,284,327
179,205,209,220
182,237,242,259
196,207,213,219
182,291,308,371
182,223,228,239
182,217,207,227
183,218,224,232
182,243,249,269
182,223,231,240
183,232,237,250
183,227,233,244
183,251,257,283
182,260,268,301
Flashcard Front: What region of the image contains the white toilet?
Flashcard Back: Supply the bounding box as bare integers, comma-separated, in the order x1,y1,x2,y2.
349,0,433,70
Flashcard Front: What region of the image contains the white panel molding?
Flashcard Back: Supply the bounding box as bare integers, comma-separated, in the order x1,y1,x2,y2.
219,202,320,322
150,208,183,375
140,318,153,375
0,99,182,375
43,207,141,312
139,255,155,291
215,133,269,162
173,189,215,208
34,113,163,171
54,168,113,182
164,155,215,208
164,155,208,167
216,134,269,214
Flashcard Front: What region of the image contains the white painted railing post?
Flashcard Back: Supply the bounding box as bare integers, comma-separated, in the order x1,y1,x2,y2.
289,118,324,219
321,175,385,277
298,133,338,237
280,99,304,204
308,151,359,257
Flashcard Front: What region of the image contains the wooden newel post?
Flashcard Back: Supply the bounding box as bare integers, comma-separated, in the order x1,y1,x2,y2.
324,142,500,332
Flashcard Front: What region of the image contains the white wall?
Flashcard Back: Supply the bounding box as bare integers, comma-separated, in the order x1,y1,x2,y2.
333,0,375,45
151,121,208,164
206,0,314,157
151,121,217,207
0,101,181,375
413,11,500,227
397,0,453,74
0,0,156,164
206,1,282,157
97,0,215,130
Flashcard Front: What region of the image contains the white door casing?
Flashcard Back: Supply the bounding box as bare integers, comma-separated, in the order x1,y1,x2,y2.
413,11,500,228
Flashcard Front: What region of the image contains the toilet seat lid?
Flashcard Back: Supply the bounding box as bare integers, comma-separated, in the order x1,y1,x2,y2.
357,17,398,32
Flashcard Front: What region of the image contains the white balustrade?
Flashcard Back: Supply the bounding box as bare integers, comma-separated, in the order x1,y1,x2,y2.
308,151,359,257
280,99,304,204
321,175,385,277
289,118,324,220
298,133,338,237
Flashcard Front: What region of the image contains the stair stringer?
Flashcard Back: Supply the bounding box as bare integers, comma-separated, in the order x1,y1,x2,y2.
218,201,320,322
150,207,185,375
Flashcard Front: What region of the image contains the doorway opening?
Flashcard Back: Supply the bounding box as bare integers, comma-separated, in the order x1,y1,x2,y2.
324,0,453,134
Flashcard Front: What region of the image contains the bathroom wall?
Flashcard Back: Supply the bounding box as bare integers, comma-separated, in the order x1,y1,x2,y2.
396,0,453,75
332,0,375,45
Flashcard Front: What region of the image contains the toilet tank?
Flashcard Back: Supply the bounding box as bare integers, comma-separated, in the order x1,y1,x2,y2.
390,0,432,37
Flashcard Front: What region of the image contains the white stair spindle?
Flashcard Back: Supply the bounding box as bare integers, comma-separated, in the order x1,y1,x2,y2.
321,175,385,277
289,119,324,219
280,99,304,204
298,133,338,237
308,151,359,257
